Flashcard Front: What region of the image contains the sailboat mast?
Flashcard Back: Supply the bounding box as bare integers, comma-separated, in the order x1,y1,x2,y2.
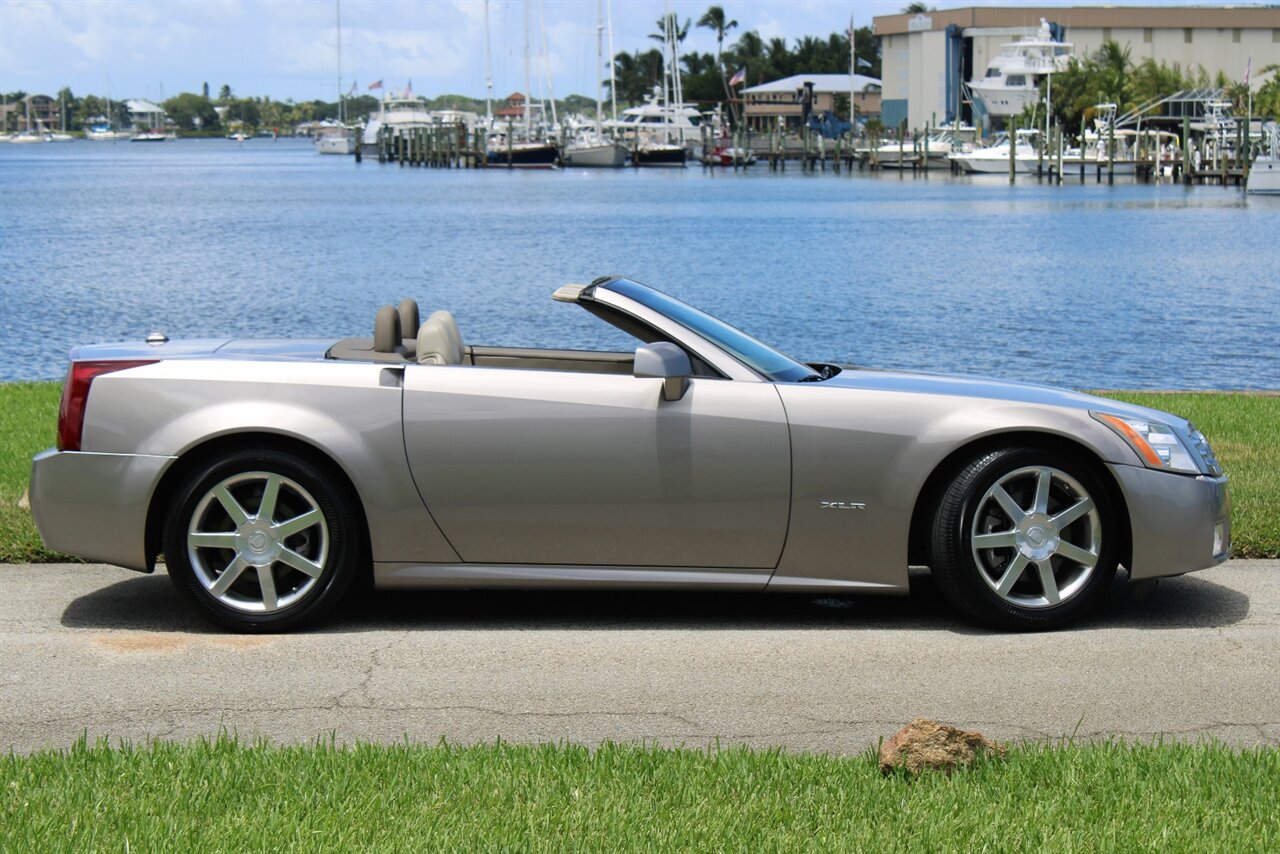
336,0,344,125
539,0,557,131
595,0,604,135
523,0,532,138
669,3,684,143
483,0,493,124
606,0,617,122
661,1,671,143
849,13,856,131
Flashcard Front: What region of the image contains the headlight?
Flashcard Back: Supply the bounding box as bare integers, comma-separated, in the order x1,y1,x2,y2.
1092,412,1205,474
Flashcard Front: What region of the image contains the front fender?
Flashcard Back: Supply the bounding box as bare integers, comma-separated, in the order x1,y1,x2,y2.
770,385,1141,592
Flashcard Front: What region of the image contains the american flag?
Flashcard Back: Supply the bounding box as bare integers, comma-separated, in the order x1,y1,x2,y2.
729,67,746,87
368,80,383,91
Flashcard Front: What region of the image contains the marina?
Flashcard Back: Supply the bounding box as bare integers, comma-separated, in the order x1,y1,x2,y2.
1,137,1276,392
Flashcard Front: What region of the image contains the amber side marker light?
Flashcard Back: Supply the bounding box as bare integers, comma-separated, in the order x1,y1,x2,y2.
57,360,159,451
1095,412,1165,468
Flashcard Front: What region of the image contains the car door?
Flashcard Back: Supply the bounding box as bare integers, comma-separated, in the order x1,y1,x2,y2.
401,364,790,569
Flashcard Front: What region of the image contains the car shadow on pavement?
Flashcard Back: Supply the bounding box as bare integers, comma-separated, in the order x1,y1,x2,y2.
61,567,1249,634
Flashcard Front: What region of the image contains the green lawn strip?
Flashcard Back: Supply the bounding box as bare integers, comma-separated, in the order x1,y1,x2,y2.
1,383,1276,563
3,738,1277,851
1098,392,1280,559
0,382,62,563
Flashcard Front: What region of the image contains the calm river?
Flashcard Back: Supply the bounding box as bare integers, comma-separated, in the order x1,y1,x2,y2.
1,138,1277,388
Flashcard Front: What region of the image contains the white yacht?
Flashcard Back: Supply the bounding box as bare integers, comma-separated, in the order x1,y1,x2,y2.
871,128,973,168
1246,124,1280,195
607,91,701,166
968,19,1072,118
949,130,1040,173
314,122,356,155
359,96,481,154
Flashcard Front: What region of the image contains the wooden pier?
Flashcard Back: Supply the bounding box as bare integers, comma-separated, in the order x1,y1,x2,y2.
355,114,1257,187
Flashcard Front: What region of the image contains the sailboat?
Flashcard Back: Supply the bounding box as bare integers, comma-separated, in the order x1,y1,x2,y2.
562,0,627,167
485,0,558,167
8,99,50,143
316,0,357,155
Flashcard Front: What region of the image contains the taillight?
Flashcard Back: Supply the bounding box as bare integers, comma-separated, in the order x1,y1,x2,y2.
57,360,158,451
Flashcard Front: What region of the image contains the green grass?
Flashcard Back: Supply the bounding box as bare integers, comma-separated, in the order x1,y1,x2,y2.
0,382,62,563
3,738,1277,851
0,383,1276,562
1099,392,1280,559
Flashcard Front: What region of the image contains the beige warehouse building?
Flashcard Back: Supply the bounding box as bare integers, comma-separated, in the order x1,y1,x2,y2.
873,5,1280,131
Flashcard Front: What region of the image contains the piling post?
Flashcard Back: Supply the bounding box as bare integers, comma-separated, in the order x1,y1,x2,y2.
1107,120,1115,183
898,120,905,176
1181,116,1190,184
1009,119,1016,184
1056,125,1064,184
923,121,930,175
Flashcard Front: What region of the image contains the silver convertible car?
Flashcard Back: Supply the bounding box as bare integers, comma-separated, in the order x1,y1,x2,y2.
31,277,1230,632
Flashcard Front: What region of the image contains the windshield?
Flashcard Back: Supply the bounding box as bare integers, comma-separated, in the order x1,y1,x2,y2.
600,278,819,383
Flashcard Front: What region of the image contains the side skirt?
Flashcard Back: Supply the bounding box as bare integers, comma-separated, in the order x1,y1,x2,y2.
374,563,908,594
375,563,769,590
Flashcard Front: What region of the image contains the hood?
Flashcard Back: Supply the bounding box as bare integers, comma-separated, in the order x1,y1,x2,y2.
824,367,1189,429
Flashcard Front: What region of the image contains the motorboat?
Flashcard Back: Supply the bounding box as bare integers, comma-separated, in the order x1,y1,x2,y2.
607,88,701,167
130,129,167,142
968,19,1072,118
1246,124,1280,195
871,128,972,169
314,124,356,155
86,123,129,141
949,130,1039,173
227,132,250,142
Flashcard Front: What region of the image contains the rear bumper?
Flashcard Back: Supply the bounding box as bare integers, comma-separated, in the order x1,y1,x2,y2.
29,449,175,572
1108,463,1231,581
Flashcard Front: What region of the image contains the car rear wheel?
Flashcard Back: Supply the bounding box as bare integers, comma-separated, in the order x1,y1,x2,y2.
164,448,362,632
928,447,1118,630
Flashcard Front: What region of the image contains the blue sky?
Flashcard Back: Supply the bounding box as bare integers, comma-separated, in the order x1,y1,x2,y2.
0,0,1239,103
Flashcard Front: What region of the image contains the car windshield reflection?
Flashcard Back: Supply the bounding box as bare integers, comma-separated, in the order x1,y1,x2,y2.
600,278,819,383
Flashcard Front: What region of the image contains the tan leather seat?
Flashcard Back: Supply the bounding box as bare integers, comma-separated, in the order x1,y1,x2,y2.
397,298,419,343
416,310,465,365
373,305,403,354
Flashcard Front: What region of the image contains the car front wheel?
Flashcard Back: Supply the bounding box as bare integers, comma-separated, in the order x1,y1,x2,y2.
929,447,1119,630
164,448,362,632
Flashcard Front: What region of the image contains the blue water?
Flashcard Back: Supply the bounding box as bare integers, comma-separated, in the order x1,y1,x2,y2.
1,138,1277,388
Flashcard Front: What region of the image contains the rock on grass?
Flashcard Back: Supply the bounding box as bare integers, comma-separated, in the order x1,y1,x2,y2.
879,718,1005,776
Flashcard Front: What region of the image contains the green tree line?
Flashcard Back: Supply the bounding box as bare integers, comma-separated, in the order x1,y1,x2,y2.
1034,42,1279,131
608,5,881,113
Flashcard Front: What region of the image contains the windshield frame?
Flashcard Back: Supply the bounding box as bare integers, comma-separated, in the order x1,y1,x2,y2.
593,278,819,383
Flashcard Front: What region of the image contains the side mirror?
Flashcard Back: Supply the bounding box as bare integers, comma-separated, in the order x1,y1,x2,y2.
634,342,691,401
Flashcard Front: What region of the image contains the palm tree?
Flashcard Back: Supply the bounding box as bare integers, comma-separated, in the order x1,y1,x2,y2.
649,14,691,45
697,5,739,122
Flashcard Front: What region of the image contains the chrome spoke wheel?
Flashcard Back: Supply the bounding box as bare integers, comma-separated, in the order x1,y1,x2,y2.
969,465,1101,610
187,471,329,614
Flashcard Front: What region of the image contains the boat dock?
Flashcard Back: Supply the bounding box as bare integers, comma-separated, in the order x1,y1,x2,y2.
359,115,1264,187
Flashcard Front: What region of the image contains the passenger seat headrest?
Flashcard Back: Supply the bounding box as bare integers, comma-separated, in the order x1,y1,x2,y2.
416,310,465,365
374,305,402,353
397,298,419,340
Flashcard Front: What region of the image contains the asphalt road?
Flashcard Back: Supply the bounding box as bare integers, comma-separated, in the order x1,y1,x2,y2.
1,561,1276,755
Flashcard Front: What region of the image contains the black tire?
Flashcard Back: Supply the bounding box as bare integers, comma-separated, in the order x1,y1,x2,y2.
163,448,364,632
928,447,1118,631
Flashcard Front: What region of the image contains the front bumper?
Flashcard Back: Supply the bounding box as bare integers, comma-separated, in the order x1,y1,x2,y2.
1108,463,1231,581
29,449,175,572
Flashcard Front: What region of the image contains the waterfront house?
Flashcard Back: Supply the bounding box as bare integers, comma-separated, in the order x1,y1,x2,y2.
742,74,882,132
125,99,168,130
